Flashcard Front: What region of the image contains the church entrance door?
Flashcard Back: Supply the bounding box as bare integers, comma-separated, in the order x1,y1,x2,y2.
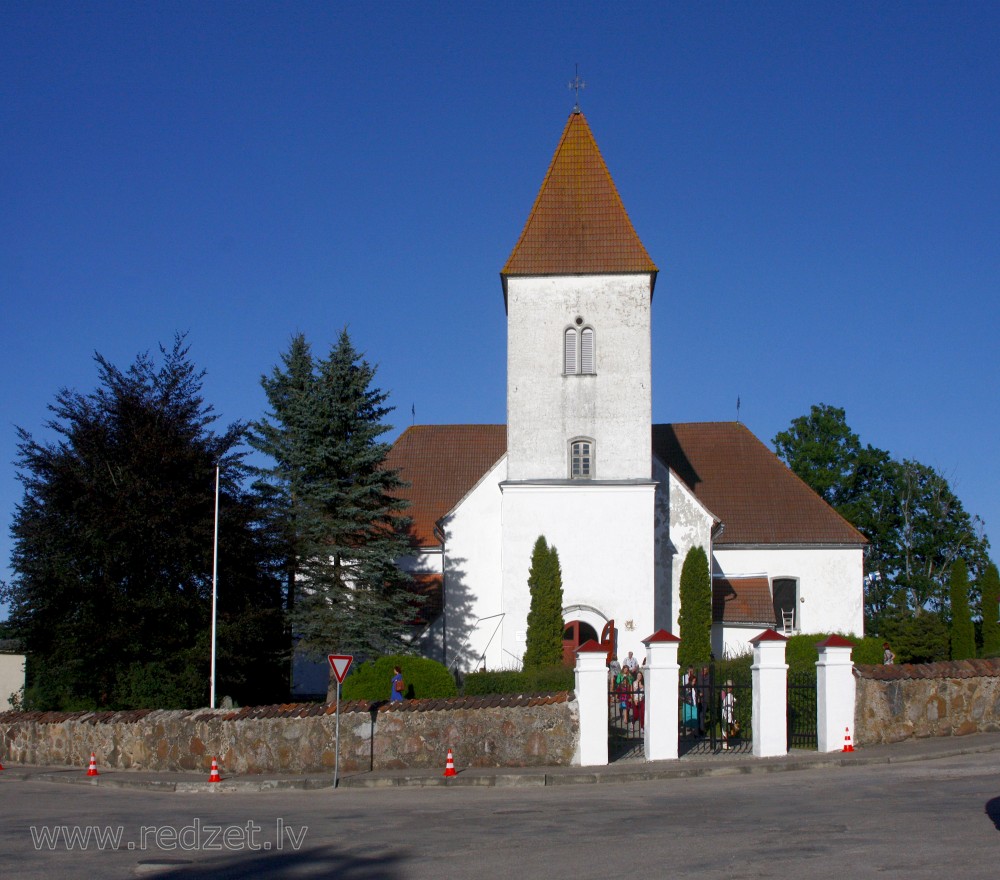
561,620,599,666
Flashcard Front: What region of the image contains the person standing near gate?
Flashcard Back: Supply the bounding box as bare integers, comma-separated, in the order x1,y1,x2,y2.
720,680,735,750
696,664,710,736
632,670,645,731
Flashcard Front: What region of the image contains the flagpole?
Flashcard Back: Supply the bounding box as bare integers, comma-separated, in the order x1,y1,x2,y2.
210,465,220,709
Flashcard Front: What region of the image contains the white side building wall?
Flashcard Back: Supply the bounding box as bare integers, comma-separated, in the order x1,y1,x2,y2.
0,654,26,710
713,546,865,658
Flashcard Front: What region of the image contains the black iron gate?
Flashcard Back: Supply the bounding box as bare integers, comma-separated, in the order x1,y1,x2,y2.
608,672,644,761
787,669,817,750
679,664,752,756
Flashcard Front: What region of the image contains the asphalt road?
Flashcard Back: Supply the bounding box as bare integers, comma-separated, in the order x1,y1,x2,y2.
2,752,999,879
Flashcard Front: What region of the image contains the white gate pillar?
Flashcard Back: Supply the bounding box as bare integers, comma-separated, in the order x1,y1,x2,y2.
750,629,788,758
574,639,609,766
643,630,680,761
816,635,856,752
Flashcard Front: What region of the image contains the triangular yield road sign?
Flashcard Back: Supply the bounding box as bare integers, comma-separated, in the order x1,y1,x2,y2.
327,654,353,684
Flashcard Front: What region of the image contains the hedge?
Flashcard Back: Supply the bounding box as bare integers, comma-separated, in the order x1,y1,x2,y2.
340,655,457,701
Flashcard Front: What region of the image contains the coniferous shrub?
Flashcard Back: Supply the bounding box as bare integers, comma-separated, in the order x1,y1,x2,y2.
881,614,949,664
677,545,712,669
949,559,976,660
981,563,1000,658
523,536,564,669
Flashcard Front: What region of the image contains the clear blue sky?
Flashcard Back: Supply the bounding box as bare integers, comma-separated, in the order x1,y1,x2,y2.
2,2,998,617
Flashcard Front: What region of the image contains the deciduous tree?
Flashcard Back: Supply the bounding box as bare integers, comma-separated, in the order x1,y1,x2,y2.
774,404,991,630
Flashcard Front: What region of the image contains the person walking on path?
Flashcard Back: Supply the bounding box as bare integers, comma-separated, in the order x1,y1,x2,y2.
390,666,405,702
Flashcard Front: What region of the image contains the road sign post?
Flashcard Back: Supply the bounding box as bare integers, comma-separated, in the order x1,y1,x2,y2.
327,655,353,788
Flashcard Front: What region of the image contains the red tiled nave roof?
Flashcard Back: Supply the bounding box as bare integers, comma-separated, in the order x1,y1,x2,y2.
388,422,865,549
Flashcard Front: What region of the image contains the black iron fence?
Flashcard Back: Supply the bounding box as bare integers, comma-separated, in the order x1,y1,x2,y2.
608,672,645,761
787,669,818,749
679,664,753,756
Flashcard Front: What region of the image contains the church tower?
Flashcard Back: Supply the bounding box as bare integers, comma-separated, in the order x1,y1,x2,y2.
501,110,658,482
498,110,659,662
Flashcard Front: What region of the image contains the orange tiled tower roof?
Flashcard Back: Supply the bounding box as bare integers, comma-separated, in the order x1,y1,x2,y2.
501,110,658,283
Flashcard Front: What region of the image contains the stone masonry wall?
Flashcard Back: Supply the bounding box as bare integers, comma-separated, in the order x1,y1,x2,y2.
0,693,577,774
855,658,1000,745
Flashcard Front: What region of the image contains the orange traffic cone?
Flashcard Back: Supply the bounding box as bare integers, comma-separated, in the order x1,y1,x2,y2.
208,758,222,783
86,753,99,776
443,748,456,778
842,727,855,753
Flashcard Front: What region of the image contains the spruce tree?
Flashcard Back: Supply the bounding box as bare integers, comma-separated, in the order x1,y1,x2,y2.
523,536,564,669
677,545,712,669
949,558,976,660
249,329,414,659
980,562,1000,658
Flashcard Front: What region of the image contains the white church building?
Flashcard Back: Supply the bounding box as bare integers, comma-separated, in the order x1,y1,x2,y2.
388,110,865,673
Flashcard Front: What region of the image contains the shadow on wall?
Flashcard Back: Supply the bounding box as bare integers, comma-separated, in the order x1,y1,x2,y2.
987,797,1000,832
431,553,481,672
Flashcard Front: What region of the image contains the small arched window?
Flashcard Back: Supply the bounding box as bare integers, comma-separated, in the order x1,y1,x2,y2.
564,328,578,374
570,438,594,479
563,326,595,375
580,327,594,374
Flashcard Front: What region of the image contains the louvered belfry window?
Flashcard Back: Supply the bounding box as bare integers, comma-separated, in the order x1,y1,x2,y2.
564,326,595,375
571,440,593,478
580,328,594,374
564,328,578,374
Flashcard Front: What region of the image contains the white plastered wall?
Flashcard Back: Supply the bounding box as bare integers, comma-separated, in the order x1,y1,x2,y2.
713,545,865,657
0,654,26,710
505,274,652,482
436,456,506,672
653,462,716,636
500,481,656,666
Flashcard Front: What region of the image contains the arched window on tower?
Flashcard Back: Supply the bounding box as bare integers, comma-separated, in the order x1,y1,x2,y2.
570,438,594,479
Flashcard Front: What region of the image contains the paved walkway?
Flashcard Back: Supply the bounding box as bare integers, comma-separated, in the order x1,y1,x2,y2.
3,732,1000,793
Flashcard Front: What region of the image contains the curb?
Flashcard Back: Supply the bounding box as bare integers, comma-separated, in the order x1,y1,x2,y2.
4,737,999,793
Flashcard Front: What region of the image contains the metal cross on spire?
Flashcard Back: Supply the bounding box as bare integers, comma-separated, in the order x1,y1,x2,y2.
568,64,586,112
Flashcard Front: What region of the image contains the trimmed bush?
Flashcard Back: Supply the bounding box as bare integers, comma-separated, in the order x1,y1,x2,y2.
463,663,574,696
340,655,457,701
784,633,882,675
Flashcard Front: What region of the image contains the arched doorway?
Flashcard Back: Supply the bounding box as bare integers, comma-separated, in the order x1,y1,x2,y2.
561,620,599,665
